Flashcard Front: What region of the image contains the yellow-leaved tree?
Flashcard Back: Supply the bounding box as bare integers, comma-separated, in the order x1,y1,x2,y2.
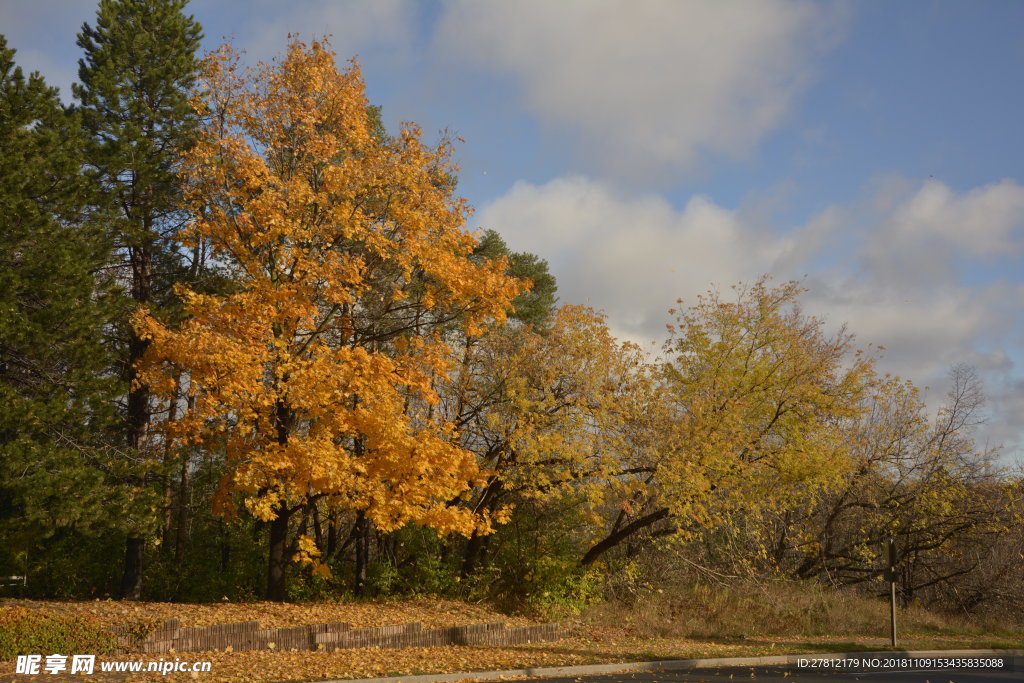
134,38,523,600
444,305,657,577
580,278,874,566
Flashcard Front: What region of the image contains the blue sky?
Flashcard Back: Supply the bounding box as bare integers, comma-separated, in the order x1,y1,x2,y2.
2,0,1022,460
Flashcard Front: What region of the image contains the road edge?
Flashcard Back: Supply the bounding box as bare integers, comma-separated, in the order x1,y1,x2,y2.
315,648,1024,683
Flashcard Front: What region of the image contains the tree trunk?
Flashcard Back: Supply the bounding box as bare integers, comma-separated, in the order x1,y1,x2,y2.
326,510,337,558
174,450,190,565
266,397,294,601
353,512,369,596
161,478,172,551
120,240,153,600
126,242,153,443
461,477,502,577
267,505,291,601
461,531,486,578
162,374,182,553
311,502,324,551
119,536,144,600
219,521,231,573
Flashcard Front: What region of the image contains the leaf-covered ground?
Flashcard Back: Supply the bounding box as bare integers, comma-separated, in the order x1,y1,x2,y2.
0,597,535,630
1,600,1021,682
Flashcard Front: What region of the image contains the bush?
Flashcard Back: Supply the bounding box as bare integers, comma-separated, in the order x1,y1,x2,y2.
524,557,603,617
0,607,119,659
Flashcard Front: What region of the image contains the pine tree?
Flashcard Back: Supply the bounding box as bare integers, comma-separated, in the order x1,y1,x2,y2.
473,230,558,327
74,0,203,600
0,37,122,585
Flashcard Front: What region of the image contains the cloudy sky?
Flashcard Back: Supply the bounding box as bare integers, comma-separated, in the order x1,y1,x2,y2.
3,0,1022,461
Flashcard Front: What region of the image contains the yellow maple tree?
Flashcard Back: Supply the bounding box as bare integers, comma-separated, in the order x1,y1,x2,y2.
134,38,524,599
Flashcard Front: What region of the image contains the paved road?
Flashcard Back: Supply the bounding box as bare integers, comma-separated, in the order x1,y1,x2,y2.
526,665,1020,683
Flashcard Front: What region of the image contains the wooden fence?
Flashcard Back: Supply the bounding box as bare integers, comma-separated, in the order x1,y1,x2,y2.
121,619,566,654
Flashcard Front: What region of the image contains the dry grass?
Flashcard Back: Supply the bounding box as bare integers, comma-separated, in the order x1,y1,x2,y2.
578,579,989,640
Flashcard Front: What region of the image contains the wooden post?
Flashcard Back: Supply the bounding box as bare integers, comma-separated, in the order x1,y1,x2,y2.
888,537,897,648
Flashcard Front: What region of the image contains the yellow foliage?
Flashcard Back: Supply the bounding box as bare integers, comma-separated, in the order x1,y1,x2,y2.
451,305,656,506
134,38,525,547
656,277,874,524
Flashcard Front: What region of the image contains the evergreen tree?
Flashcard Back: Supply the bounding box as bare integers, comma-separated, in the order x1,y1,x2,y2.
74,0,203,599
0,37,125,590
474,229,558,327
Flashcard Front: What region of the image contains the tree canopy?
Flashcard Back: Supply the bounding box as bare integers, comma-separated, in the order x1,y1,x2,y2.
134,38,524,599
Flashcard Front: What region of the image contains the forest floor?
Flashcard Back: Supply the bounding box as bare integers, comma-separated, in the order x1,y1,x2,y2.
1,598,1022,682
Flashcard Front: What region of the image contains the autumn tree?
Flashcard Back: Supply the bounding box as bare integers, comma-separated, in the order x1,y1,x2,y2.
74,0,203,599
438,305,653,580
135,38,524,600
774,365,1013,602
579,279,873,566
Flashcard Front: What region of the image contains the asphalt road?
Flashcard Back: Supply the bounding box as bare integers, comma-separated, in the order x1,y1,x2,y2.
526,665,1020,683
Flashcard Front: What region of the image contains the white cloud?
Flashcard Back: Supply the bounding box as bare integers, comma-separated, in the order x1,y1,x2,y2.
800,177,1024,382
802,280,1021,380
216,0,418,65
435,0,845,178
987,377,1024,461
477,175,812,341
861,178,1024,288
478,175,1024,456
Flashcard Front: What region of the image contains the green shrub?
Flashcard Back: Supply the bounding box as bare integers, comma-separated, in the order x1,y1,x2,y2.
525,557,603,617
0,608,119,659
